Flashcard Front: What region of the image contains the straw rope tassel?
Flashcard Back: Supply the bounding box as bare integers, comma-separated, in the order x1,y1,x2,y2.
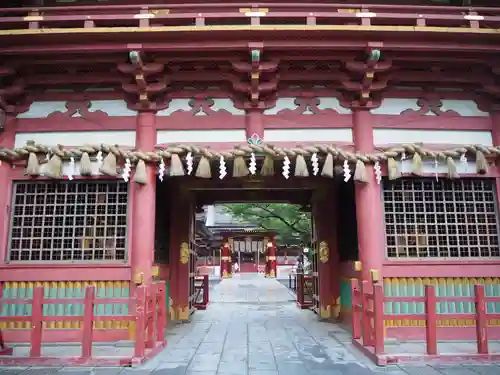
100,152,117,176
44,152,63,179
195,156,212,178
260,155,275,176
446,157,459,179
79,152,92,176
411,153,423,176
26,152,40,176
475,150,489,174
353,160,368,183
294,154,309,177
233,155,249,177
134,160,148,185
321,153,334,178
169,154,185,176
387,157,400,180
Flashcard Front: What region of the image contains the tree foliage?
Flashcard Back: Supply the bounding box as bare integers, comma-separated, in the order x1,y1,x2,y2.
221,204,312,246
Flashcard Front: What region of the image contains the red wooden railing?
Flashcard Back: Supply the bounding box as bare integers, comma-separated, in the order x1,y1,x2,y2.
296,274,313,309
0,281,167,366
351,279,500,356
193,275,209,310
0,3,499,32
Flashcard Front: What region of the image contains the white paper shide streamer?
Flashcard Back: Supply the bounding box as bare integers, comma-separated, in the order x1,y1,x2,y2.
343,160,351,182
96,151,103,170
67,157,75,180
374,161,382,184
219,155,227,179
460,153,468,172
249,152,257,175
158,158,166,182
121,158,131,182
434,158,439,181
311,153,319,176
186,152,193,175
282,155,291,179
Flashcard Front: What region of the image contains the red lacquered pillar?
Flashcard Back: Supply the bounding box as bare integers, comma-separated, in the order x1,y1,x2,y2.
314,187,340,320
267,239,277,278
490,112,500,211
168,194,179,321
352,109,384,285
131,111,157,286
0,116,16,264
168,188,192,321
221,242,231,278
245,109,264,140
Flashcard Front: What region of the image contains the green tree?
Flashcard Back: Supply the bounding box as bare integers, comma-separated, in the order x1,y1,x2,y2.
221,204,312,246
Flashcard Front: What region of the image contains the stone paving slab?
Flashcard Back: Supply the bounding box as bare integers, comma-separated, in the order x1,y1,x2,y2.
2,274,500,375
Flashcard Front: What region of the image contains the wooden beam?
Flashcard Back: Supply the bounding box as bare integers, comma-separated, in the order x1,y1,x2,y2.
2,40,500,56
194,189,313,206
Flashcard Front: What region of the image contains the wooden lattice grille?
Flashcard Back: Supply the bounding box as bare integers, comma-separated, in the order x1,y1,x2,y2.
383,179,500,259
8,181,129,262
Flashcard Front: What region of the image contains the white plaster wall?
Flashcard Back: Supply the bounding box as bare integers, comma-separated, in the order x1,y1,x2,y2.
373,129,492,146
157,98,244,116
264,97,351,115
17,100,136,118
157,130,246,144
15,131,136,148
372,98,488,117
88,100,137,116
17,102,67,118
264,128,352,143
399,159,478,174
441,100,489,117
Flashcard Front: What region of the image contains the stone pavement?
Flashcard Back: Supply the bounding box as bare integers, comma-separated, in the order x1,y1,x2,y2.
1,273,500,375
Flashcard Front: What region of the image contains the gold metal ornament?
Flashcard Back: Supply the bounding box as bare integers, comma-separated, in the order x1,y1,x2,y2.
178,306,189,321
319,241,329,263
152,264,160,277
180,242,189,264
133,272,144,285
320,304,331,319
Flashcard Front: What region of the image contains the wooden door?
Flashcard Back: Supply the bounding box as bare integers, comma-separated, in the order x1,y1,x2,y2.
311,208,320,314
188,199,197,313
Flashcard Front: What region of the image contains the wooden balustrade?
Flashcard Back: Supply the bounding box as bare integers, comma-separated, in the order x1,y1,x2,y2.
0,3,499,32
193,275,209,310
0,281,167,366
351,279,500,357
296,273,314,309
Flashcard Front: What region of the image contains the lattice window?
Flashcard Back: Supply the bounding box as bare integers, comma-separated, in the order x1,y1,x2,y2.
383,179,500,259
8,181,129,262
